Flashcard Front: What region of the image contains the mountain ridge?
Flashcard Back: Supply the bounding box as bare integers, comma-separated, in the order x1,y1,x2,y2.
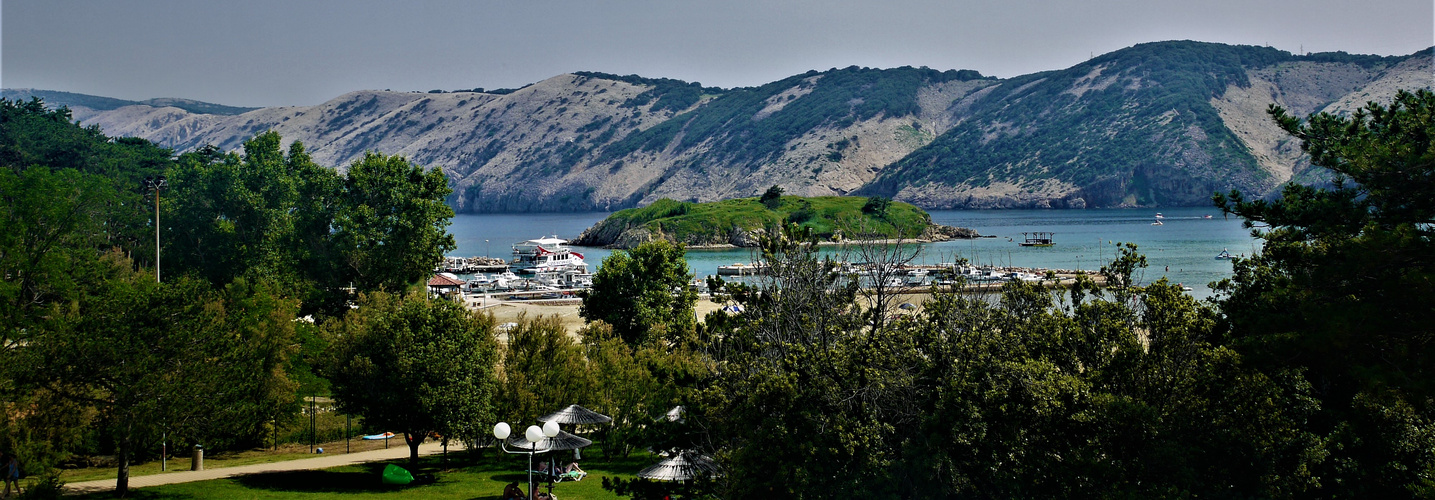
8,41,1431,213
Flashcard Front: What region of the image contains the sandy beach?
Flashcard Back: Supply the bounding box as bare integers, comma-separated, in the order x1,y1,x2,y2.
459,274,1093,337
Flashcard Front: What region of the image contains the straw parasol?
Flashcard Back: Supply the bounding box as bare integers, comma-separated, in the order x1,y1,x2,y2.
504,429,592,452
538,404,613,425
636,452,721,482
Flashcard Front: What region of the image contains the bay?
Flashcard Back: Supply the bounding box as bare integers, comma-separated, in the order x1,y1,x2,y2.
447,207,1260,299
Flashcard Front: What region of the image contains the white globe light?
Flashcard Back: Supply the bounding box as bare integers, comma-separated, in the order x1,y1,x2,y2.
543,420,560,437
492,422,511,440
525,425,544,443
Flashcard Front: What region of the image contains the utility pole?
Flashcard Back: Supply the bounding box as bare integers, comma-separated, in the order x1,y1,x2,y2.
143,176,167,282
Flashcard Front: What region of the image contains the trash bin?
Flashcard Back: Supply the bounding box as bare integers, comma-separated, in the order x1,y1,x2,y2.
192,444,204,471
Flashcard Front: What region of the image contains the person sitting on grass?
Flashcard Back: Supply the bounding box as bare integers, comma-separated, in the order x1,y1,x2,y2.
502,482,524,500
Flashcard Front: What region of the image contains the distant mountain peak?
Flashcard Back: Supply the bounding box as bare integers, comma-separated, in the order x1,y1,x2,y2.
16,41,1432,213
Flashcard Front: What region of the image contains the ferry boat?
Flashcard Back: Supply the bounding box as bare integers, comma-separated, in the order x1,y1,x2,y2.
511,236,588,274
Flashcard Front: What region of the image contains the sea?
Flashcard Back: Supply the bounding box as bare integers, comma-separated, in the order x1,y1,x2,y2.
447,207,1260,300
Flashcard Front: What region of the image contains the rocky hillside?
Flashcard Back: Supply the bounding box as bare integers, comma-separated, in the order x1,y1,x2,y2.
16,41,1432,212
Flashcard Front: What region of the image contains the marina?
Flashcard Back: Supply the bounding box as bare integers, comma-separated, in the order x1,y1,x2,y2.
441,207,1261,300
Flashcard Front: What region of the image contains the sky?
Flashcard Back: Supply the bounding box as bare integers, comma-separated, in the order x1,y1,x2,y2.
3,0,1432,108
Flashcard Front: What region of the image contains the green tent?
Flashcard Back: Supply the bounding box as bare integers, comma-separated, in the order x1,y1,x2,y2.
381,464,414,485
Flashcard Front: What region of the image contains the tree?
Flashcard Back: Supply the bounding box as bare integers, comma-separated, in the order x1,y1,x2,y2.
1214,89,1435,494
580,321,707,459
860,195,891,217
331,152,457,295
0,167,118,343
493,314,593,426
165,136,455,319
325,291,500,466
580,240,698,346
15,255,300,496
759,185,784,210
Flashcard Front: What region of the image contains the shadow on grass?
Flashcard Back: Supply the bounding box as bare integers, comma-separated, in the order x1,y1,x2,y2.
231,461,432,494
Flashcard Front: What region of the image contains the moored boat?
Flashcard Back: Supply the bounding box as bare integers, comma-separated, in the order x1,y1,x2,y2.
512,236,588,274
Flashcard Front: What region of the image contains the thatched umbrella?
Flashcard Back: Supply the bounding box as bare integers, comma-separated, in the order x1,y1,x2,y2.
538,404,613,425
504,430,592,452
637,452,721,482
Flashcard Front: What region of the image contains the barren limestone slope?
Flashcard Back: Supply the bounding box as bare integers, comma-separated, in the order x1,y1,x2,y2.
47,43,1434,213
1212,52,1433,186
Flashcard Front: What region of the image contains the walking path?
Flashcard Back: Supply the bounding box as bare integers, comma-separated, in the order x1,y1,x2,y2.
64,441,459,495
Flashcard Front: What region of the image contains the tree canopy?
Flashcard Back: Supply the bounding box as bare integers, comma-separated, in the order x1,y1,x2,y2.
325,291,500,466
580,239,698,346
1215,88,1435,494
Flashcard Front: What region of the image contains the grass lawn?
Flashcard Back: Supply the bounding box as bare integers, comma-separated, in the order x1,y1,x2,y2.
59,439,401,484
73,449,654,499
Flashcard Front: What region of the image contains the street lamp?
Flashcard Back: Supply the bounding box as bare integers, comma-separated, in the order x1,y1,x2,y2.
494,420,560,499
143,175,167,282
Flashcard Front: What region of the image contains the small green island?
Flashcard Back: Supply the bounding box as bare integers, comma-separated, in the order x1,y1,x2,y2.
573,191,980,249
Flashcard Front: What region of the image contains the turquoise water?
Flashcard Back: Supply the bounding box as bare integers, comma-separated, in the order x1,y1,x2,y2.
448,207,1260,299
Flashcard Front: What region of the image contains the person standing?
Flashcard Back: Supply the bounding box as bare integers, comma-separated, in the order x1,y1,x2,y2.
1,452,19,498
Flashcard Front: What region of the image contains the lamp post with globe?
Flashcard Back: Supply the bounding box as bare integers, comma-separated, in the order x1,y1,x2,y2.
494,420,560,498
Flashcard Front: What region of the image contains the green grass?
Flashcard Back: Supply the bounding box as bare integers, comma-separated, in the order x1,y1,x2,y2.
599,196,931,247
73,450,654,499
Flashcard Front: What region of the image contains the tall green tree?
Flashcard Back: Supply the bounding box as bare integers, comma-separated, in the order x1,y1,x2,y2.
494,314,593,426
0,168,119,342
332,152,456,295
15,255,300,496
1214,89,1435,495
580,239,698,346
325,291,500,466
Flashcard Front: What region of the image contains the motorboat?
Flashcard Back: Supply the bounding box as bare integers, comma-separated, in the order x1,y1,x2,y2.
492,271,522,290
717,262,769,276
1151,219,1164,226
1154,213,1165,219
512,236,588,274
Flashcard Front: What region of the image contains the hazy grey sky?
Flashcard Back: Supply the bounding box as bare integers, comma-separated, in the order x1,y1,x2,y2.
3,0,1432,107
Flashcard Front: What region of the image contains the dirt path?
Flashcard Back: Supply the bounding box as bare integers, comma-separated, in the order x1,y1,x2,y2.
63,441,458,495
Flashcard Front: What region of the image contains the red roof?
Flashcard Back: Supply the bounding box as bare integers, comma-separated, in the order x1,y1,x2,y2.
427,274,465,287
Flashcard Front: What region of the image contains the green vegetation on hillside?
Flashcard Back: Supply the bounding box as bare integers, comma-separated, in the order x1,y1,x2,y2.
870,41,1296,204
599,66,989,168
589,195,932,247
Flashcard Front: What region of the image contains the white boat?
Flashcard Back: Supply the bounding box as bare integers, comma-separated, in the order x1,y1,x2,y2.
1215,249,1234,260
511,236,588,274
1151,219,1164,226
717,262,768,276
492,271,521,289
1154,213,1165,219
